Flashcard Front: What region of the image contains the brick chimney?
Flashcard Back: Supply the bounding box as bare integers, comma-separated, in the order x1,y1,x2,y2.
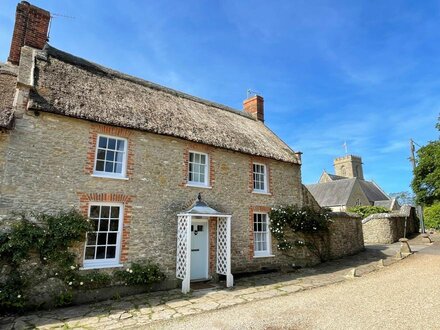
8,1,51,65
243,95,264,122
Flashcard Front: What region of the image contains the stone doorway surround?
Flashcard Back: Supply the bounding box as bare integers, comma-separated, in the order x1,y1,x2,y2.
176,194,233,293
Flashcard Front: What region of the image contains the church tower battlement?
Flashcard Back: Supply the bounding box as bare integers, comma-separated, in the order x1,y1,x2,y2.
333,155,364,180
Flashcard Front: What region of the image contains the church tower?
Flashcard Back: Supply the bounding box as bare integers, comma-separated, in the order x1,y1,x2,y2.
333,155,364,180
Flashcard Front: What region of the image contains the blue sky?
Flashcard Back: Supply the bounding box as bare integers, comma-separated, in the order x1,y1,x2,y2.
1,0,439,194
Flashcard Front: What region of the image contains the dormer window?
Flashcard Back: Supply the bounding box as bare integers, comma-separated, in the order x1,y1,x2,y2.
94,135,127,179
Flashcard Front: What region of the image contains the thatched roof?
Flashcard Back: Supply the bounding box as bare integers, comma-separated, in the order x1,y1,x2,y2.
0,63,17,129
28,45,299,164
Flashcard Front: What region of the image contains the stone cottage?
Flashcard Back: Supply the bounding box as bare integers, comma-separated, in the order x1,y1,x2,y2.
306,155,398,212
0,2,325,293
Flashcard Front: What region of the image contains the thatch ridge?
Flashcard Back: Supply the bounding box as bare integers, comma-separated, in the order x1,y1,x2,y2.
29,45,299,164
39,45,253,120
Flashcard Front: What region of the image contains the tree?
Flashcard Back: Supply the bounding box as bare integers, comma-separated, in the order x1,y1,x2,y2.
411,117,440,205
389,191,415,206
424,203,440,229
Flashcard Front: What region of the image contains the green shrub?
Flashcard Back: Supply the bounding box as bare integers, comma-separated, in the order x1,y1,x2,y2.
348,206,390,218
75,271,112,290
424,203,440,229
115,262,166,286
269,205,332,261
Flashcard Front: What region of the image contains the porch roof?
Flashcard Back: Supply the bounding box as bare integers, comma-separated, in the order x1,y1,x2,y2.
178,194,231,217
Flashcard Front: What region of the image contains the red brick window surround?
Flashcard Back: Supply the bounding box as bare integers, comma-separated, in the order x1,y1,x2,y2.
249,206,272,260
180,143,215,188
249,158,273,195
78,192,134,266
85,124,134,179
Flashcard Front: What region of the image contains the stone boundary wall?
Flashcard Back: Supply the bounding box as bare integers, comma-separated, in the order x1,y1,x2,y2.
328,212,364,258
362,205,419,244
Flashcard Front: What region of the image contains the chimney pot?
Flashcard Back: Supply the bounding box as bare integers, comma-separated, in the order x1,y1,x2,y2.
8,1,51,65
243,95,264,122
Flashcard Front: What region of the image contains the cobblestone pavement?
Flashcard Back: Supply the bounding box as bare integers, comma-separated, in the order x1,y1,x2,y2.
1,235,432,330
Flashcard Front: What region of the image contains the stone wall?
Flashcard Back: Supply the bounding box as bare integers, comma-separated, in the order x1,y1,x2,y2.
328,212,364,258
0,111,307,278
362,205,419,244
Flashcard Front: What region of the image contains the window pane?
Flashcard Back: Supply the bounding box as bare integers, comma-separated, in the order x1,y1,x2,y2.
87,233,97,245
101,206,110,218
98,137,107,148
96,247,106,259
100,219,109,231
85,247,95,259
97,149,106,160
90,206,100,218
110,219,119,231
111,207,119,218
108,138,116,150
114,162,122,173
200,154,206,164
108,233,117,245
106,151,115,162
97,233,107,245
96,160,104,171
117,140,125,151
105,162,113,172
92,219,99,231
115,151,124,162
106,246,116,258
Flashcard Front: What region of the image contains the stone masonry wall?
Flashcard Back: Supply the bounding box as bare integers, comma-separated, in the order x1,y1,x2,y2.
362,205,419,244
328,212,364,258
0,111,306,278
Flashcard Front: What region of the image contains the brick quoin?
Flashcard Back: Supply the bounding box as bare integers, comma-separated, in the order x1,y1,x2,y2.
8,1,50,65
180,142,215,187
248,157,273,195
85,124,135,178
77,192,135,263
209,217,217,275
248,205,271,260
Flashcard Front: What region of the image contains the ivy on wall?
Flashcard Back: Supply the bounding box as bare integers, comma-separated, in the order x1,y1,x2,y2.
269,205,332,262
0,210,165,313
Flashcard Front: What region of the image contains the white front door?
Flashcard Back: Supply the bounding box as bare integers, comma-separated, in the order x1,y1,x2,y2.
190,220,209,281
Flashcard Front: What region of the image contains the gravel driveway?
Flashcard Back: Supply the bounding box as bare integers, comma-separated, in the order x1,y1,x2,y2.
150,242,440,329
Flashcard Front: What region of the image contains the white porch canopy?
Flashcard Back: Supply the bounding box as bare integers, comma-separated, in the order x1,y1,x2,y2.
176,194,233,293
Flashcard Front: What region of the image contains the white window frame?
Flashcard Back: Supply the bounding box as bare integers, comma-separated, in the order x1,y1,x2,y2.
253,163,268,193
187,151,210,187
93,134,128,179
253,212,272,257
82,202,124,269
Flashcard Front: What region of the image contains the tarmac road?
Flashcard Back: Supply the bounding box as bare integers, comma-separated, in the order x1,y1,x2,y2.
150,243,440,329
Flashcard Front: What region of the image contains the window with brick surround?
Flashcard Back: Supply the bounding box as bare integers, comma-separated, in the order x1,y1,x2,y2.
94,135,127,178
253,213,271,257
83,203,123,268
253,163,267,193
188,151,209,186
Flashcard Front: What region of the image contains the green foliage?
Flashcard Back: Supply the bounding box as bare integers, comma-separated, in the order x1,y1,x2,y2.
424,203,440,229
348,206,390,218
0,210,166,313
0,271,26,312
54,290,73,307
0,210,91,312
411,140,440,206
0,218,45,263
75,271,112,290
114,262,166,286
269,205,332,261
